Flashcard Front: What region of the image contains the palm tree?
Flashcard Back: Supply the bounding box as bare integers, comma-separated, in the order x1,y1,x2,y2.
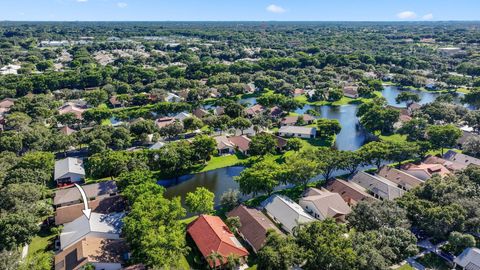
226,253,241,270
206,251,224,270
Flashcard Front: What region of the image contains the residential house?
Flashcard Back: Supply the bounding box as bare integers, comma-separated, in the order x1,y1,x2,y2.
192,108,209,118
454,247,480,270
245,104,265,118
351,171,405,200
457,130,475,149
278,126,317,139
214,106,225,116
377,166,424,190
155,117,175,129
54,237,128,270
58,103,86,120
149,141,165,150
293,88,305,97
54,158,85,186
343,85,359,98
59,126,77,136
326,179,376,206
54,181,124,225
244,83,257,93
187,215,249,268
0,98,15,110
401,163,450,181
299,188,351,222
262,194,315,234
109,96,123,108
214,135,236,155
280,114,315,126
227,205,283,253
59,212,125,250
407,103,421,115
423,155,466,171
228,135,251,155
444,150,480,167
173,112,191,122
165,92,182,102
269,106,284,119
271,134,288,152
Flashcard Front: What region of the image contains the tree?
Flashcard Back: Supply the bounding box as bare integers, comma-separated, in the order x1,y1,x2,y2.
284,151,322,188
0,249,21,270
85,150,133,179
85,89,108,107
82,108,112,124
286,138,303,151
191,135,216,163
426,124,462,155
225,216,241,232
347,200,410,232
18,251,54,270
229,117,252,134
88,139,107,154
257,230,304,270
295,220,358,270
398,118,429,141
225,254,241,270
395,92,420,106
123,183,188,268
327,88,343,102
358,104,399,134
358,141,390,169
463,135,480,157
463,88,480,108
220,189,241,211
317,147,344,180
0,211,39,250
185,187,215,215
206,251,224,270
234,159,283,196
358,85,374,98
224,102,245,118
183,116,204,131
446,232,476,255
316,118,342,138
249,133,276,156
159,121,184,139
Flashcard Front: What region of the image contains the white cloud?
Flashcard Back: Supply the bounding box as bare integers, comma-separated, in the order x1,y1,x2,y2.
117,2,128,8
422,13,434,20
266,4,286,14
397,11,417,20
76,0,88,2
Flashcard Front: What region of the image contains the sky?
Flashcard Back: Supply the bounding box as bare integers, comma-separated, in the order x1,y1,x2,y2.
0,0,479,21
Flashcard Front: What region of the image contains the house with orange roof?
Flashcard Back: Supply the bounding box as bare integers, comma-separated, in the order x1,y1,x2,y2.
401,163,451,181
58,103,86,120
187,215,249,268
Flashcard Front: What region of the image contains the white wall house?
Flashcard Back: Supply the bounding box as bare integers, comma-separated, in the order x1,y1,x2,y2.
299,188,351,222
54,157,85,185
278,126,317,139
351,171,405,201
262,194,315,234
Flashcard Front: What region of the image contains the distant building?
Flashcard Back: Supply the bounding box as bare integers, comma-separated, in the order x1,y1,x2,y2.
54,158,85,186
164,92,182,102
444,150,480,168
438,47,464,57
343,85,359,98
155,117,176,129
278,126,317,139
58,103,86,120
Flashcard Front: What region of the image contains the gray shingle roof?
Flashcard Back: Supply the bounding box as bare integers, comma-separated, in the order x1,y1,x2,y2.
54,157,85,180
54,181,118,206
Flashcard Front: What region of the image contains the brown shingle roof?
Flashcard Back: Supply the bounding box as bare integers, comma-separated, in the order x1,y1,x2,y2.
300,188,352,219
377,166,424,190
227,205,283,253
326,179,376,206
228,135,251,152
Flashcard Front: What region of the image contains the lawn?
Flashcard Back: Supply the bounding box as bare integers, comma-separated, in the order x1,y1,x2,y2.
27,227,56,260
294,91,382,106
196,153,246,173
416,253,452,270
396,264,414,270
379,133,407,143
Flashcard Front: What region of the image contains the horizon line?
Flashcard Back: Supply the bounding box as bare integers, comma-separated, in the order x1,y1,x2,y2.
1,20,480,23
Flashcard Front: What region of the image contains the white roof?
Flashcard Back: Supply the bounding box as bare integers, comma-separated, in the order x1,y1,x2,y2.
351,171,405,200
149,141,165,150
262,195,315,234
279,126,316,135
54,157,85,180
454,248,480,270
174,112,191,121
60,212,125,250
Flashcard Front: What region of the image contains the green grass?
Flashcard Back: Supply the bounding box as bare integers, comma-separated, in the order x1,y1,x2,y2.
195,153,246,173
457,87,470,94
416,253,452,270
294,91,382,107
396,264,414,270
379,133,407,143
100,118,112,126
27,227,56,259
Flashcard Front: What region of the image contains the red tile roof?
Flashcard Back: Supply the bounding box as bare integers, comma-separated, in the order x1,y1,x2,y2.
187,215,249,267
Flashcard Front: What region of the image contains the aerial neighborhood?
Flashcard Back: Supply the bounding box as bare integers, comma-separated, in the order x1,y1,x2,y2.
1,15,480,270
